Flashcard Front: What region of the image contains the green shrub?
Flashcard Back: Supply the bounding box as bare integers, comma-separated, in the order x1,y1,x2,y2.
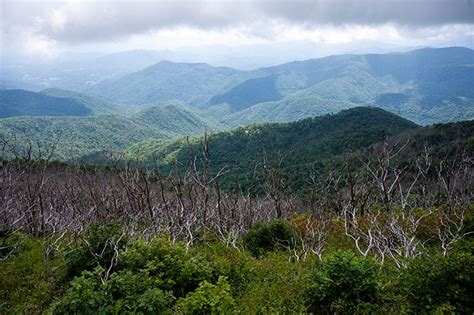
306,250,381,314
118,238,218,297
235,251,309,313
49,268,108,314
197,243,256,296
0,237,66,313
242,219,297,257
65,223,127,277
174,276,234,314
400,252,474,314
51,237,220,313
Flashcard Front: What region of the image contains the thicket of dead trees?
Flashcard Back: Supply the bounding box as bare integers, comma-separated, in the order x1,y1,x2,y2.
0,136,472,268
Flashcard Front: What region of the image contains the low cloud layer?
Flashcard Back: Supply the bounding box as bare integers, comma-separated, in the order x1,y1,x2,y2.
1,0,473,58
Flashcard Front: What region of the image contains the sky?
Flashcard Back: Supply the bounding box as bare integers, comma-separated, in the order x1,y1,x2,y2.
1,0,473,62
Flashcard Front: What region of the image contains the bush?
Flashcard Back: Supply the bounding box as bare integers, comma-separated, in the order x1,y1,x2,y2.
0,237,66,313
306,250,381,314
174,276,235,314
51,237,220,313
400,252,474,314
65,223,127,277
118,238,218,297
242,219,297,257
235,251,309,313
197,243,256,296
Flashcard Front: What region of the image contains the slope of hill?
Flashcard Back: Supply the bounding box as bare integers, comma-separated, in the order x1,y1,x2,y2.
0,103,222,160
125,107,419,187
0,89,93,118
126,107,474,194
221,95,358,127
133,103,223,135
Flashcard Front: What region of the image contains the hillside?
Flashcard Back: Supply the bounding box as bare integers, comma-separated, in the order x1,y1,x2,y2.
133,103,223,135
0,104,221,160
125,107,419,188
0,89,93,118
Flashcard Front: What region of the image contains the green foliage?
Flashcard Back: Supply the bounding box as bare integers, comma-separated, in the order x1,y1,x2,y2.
65,223,127,277
399,252,474,314
0,236,66,314
306,250,381,314
2,230,474,314
235,251,310,313
49,266,176,314
51,237,222,313
196,243,256,296
118,238,218,297
174,276,235,314
243,219,298,257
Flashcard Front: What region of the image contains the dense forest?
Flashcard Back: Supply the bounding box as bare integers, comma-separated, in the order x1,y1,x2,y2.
1,108,472,313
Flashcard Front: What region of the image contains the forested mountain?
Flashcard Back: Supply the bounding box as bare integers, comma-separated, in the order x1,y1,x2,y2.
0,103,220,160
210,47,474,124
125,107,419,189
40,88,129,115
86,61,258,106
79,47,474,125
133,103,223,135
0,89,93,118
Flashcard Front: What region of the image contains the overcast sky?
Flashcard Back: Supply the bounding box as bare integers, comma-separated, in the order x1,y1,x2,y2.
1,0,473,60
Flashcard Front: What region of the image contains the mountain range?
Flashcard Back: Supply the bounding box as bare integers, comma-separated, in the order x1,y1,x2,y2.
84,47,474,125
0,47,473,162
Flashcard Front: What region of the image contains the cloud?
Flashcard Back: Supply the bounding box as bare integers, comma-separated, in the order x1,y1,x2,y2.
1,0,473,58
3,0,474,43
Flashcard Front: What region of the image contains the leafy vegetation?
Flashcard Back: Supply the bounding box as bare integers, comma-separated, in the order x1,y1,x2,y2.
2,223,473,314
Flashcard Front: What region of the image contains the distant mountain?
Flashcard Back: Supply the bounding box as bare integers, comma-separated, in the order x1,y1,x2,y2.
0,103,220,160
220,95,358,127
209,47,474,124
40,88,130,115
86,61,257,106
84,47,474,125
0,89,92,118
